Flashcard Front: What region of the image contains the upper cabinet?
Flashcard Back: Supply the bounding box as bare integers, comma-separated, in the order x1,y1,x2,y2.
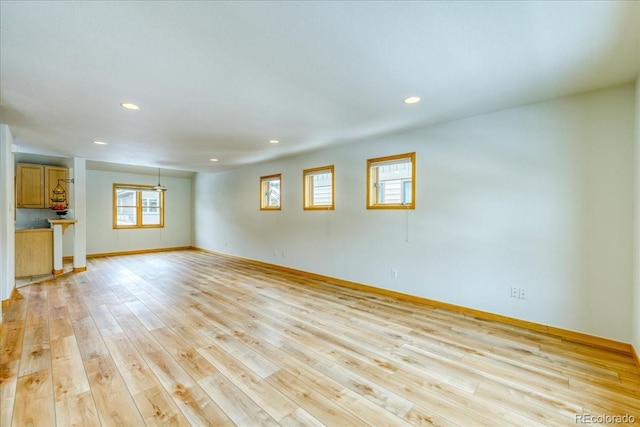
16,163,44,208
16,163,68,208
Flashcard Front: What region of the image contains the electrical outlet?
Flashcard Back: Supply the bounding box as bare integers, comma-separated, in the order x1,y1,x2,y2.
281,251,285,258
511,287,519,298
273,249,278,256
391,268,398,278
519,288,527,300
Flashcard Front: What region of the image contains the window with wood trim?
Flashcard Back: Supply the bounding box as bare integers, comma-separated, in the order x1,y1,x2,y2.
113,184,165,228
260,174,281,210
303,165,334,210
367,152,415,209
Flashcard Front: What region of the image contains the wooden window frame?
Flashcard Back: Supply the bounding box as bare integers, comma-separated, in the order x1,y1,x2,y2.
113,183,165,229
366,152,416,210
260,174,282,211
303,165,335,210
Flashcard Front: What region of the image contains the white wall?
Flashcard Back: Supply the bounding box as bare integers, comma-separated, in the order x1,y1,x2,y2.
634,75,640,354
195,84,636,343
0,124,16,319
86,170,192,255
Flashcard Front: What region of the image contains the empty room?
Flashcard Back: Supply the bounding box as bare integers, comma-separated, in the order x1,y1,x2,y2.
1,1,639,426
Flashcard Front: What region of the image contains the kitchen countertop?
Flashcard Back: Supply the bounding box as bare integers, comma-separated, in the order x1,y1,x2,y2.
47,219,78,225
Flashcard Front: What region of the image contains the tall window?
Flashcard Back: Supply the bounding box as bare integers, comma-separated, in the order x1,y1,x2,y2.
260,174,281,210
367,152,415,209
113,184,165,228
303,165,334,210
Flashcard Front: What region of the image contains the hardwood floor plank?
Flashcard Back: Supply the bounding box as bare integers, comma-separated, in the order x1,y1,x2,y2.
1,249,638,426
142,349,234,426
51,335,91,399
266,370,370,426
63,282,92,322
403,404,460,427
151,327,217,381
88,303,124,338
49,309,75,341
125,300,166,331
278,407,325,427
84,355,146,427
333,387,414,427
133,385,192,426
72,317,110,362
18,324,51,376
473,383,579,426
24,288,48,328
0,287,30,324
199,328,281,379
0,360,20,427
103,333,160,395
1,322,25,365
55,390,101,427
12,369,55,427
198,372,280,426
50,333,102,426
197,341,298,421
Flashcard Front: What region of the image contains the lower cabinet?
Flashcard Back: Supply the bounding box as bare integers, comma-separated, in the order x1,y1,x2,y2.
15,229,53,277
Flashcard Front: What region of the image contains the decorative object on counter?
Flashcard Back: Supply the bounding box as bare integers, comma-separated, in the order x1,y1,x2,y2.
50,178,74,216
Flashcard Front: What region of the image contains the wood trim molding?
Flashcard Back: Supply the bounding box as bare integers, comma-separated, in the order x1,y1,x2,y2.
52,268,63,276
1,286,20,310
73,266,87,273
192,246,633,355
2,286,20,332
87,246,192,259
633,345,640,368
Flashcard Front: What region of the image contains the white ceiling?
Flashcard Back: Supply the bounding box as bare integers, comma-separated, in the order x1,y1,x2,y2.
1,1,639,173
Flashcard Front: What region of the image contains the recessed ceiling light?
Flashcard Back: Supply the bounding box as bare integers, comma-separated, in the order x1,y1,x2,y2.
121,102,140,110
404,96,421,104
269,140,280,144
93,141,107,145
210,158,219,162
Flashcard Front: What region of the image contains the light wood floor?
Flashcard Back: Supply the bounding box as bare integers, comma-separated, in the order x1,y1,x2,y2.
1,250,639,426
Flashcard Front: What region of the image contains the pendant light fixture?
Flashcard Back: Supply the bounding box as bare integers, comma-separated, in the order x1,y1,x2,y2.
153,168,167,192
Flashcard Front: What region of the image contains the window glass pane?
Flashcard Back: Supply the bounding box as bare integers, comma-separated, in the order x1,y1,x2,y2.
142,192,160,213
142,207,161,225
311,172,332,206
374,160,411,204
402,180,412,204
117,207,137,226
117,189,136,207
267,180,280,207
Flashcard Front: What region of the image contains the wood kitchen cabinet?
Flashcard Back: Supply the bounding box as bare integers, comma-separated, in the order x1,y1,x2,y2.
16,163,44,208
16,163,68,208
15,228,53,277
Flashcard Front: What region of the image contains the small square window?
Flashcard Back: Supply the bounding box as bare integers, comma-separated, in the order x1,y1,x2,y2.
303,165,334,210
367,152,415,209
260,174,281,210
